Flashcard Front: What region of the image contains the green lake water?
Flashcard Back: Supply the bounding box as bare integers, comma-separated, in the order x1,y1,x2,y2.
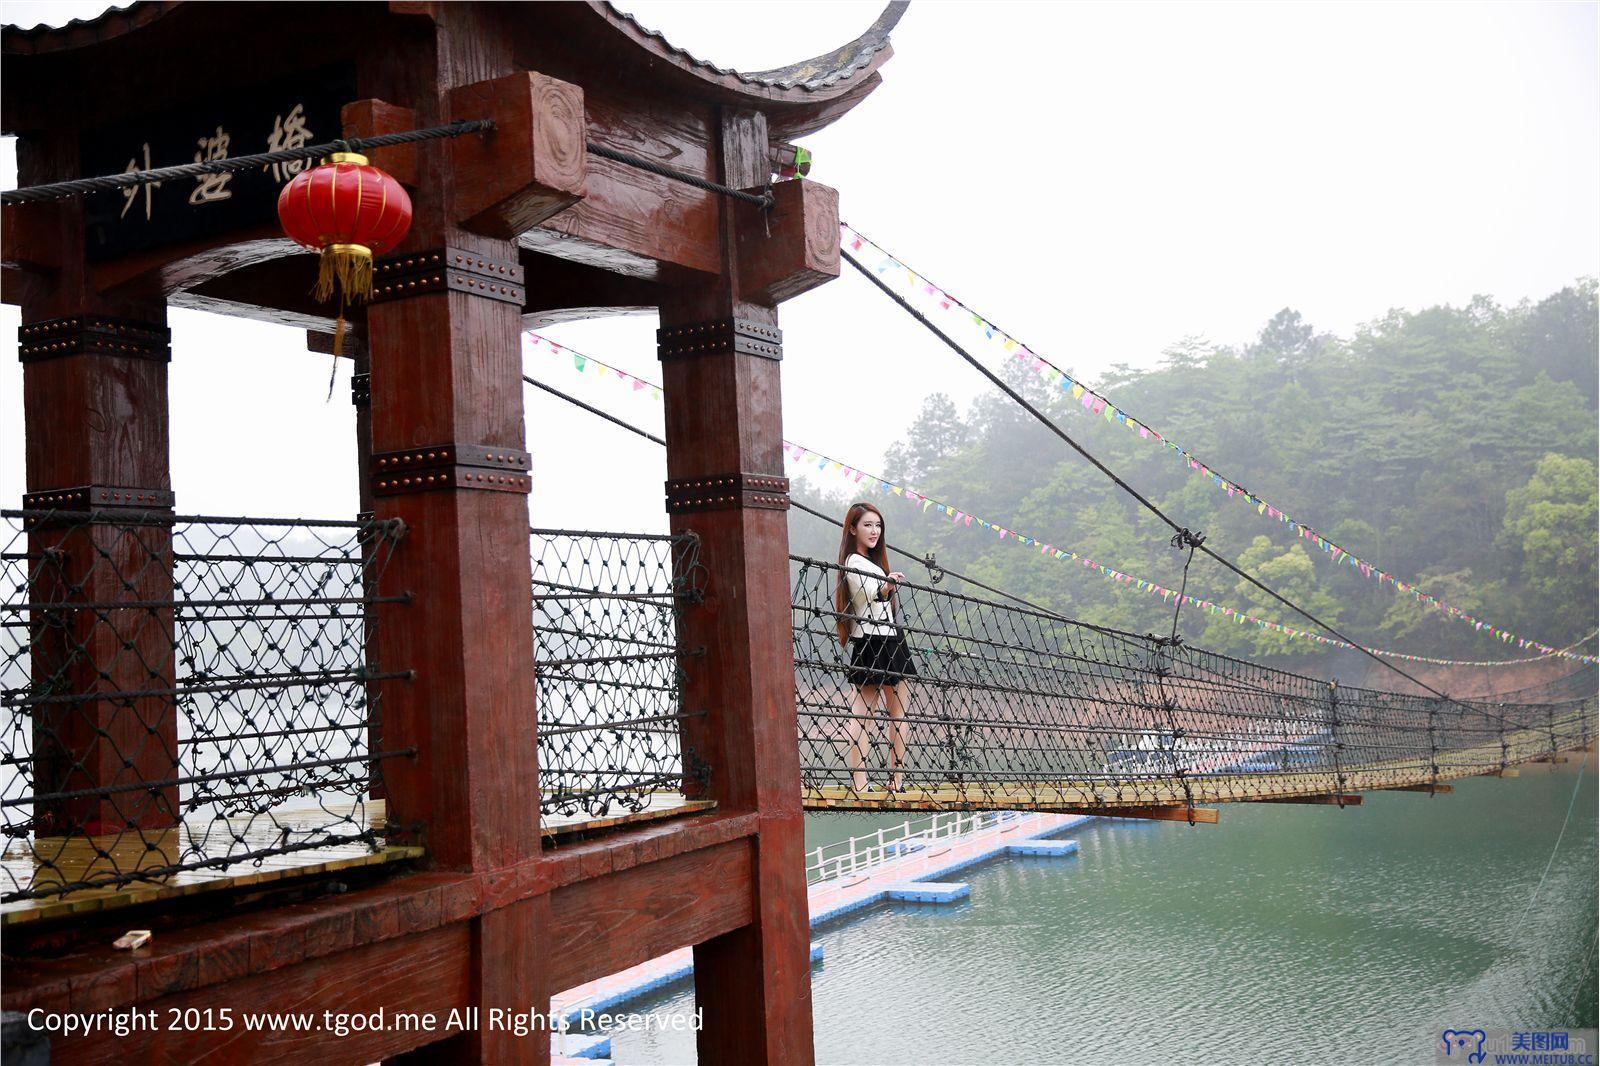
597,761,1597,1065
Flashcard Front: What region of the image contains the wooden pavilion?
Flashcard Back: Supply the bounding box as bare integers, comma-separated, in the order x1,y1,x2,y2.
0,2,905,1062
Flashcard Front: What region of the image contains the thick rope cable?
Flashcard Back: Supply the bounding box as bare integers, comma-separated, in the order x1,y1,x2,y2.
523,372,1114,630
525,372,1090,629
1,121,497,205
522,362,1585,713
842,248,1475,711
845,223,1588,664
1507,751,1590,941
584,142,775,209
520,365,1594,818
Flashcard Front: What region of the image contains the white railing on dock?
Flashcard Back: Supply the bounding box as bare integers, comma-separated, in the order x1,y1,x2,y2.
805,810,1024,886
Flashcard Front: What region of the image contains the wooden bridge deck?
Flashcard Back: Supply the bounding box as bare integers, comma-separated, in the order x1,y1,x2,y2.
803,731,1588,812
1,794,713,925
3,726,1586,924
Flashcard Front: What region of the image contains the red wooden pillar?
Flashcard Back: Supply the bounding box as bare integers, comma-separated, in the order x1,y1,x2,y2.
354,10,585,1056
21,312,179,838
661,108,817,1066
364,236,545,1062
13,131,179,839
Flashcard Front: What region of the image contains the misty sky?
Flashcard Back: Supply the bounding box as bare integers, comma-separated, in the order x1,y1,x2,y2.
2,1,1595,542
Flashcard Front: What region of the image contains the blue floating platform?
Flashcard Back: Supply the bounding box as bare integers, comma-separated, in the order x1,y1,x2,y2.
883,881,970,904
558,942,824,1024
881,840,928,857
1005,839,1080,858
560,1031,612,1059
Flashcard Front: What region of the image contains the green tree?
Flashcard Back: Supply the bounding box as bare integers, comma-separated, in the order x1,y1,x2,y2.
1499,454,1599,639
1197,537,1344,659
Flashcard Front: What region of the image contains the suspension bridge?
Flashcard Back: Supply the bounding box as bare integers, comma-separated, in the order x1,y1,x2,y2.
0,3,1592,1064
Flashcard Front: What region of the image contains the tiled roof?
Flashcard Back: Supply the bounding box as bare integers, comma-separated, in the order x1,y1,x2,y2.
601,1,907,93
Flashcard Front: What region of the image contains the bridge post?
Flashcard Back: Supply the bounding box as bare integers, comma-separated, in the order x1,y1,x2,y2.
658,107,824,1066
11,130,179,839
356,17,549,1061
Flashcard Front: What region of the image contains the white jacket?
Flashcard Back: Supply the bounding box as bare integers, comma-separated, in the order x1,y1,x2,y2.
842,553,898,639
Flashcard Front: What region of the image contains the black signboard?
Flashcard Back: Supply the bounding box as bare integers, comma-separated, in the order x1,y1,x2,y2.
81,66,357,262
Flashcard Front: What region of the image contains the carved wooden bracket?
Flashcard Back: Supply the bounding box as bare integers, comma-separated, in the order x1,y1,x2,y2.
1,201,62,274
736,178,839,305
448,72,587,239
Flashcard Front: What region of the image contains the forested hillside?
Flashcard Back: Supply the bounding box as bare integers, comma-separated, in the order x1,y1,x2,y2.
788,281,1598,671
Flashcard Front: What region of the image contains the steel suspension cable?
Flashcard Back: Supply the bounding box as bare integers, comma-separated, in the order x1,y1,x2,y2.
845,224,1588,665
522,359,1563,714
1,121,497,205
522,371,1099,627
584,142,774,209
841,247,1474,710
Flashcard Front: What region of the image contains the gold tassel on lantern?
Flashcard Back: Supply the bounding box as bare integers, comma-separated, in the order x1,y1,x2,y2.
317,244,372,399
313,242,375,304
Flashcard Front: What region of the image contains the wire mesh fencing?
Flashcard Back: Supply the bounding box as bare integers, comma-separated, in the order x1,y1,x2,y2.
1,509,409,905
792,556,1597,811
532,528,705,821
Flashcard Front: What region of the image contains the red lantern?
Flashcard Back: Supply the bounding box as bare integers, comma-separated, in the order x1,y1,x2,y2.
277,151,412,308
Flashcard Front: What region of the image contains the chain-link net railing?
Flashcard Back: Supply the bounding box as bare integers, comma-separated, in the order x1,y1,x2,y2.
1,510,410,905
532,528,705,821
793,557,1597,811
1477,665,1599,706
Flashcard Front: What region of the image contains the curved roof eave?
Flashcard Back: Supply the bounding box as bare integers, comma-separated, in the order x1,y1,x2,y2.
3,0,905,134
2,1,173,55
594,1,907,98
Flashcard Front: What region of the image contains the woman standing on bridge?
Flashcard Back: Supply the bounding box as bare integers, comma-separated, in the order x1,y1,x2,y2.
836,502,916,792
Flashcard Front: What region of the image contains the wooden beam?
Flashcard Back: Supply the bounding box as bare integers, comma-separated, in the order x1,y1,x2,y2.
1250,794,1364,806
1530,755,1570,764
3,813,763,1017
547,838,754,992
1483,768,1521,778
1091,806,1219,825
1381,783,1455,794
39,921,475,1065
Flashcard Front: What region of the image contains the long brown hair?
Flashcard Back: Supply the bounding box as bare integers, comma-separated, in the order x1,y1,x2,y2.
835,501,893,646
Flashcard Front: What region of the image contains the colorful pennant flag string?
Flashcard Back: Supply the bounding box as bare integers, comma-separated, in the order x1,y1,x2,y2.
839,221,1588,664
526,330,1596,668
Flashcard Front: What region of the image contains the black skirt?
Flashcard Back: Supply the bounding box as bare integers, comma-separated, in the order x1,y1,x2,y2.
847,633,918,686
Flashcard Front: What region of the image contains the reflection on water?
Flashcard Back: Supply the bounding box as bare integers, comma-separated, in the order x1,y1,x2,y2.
604,763,1597,1065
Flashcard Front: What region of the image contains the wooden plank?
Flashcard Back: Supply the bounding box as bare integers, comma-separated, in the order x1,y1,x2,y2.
541,798,715,839
1380,783,1455,794
5,814,756,1017
1089,806,1220,825
44,921,475,1065
449,72,587,238
1250,794,1364,806
529,86,721,276
2,800,421,925
546,838,754,993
